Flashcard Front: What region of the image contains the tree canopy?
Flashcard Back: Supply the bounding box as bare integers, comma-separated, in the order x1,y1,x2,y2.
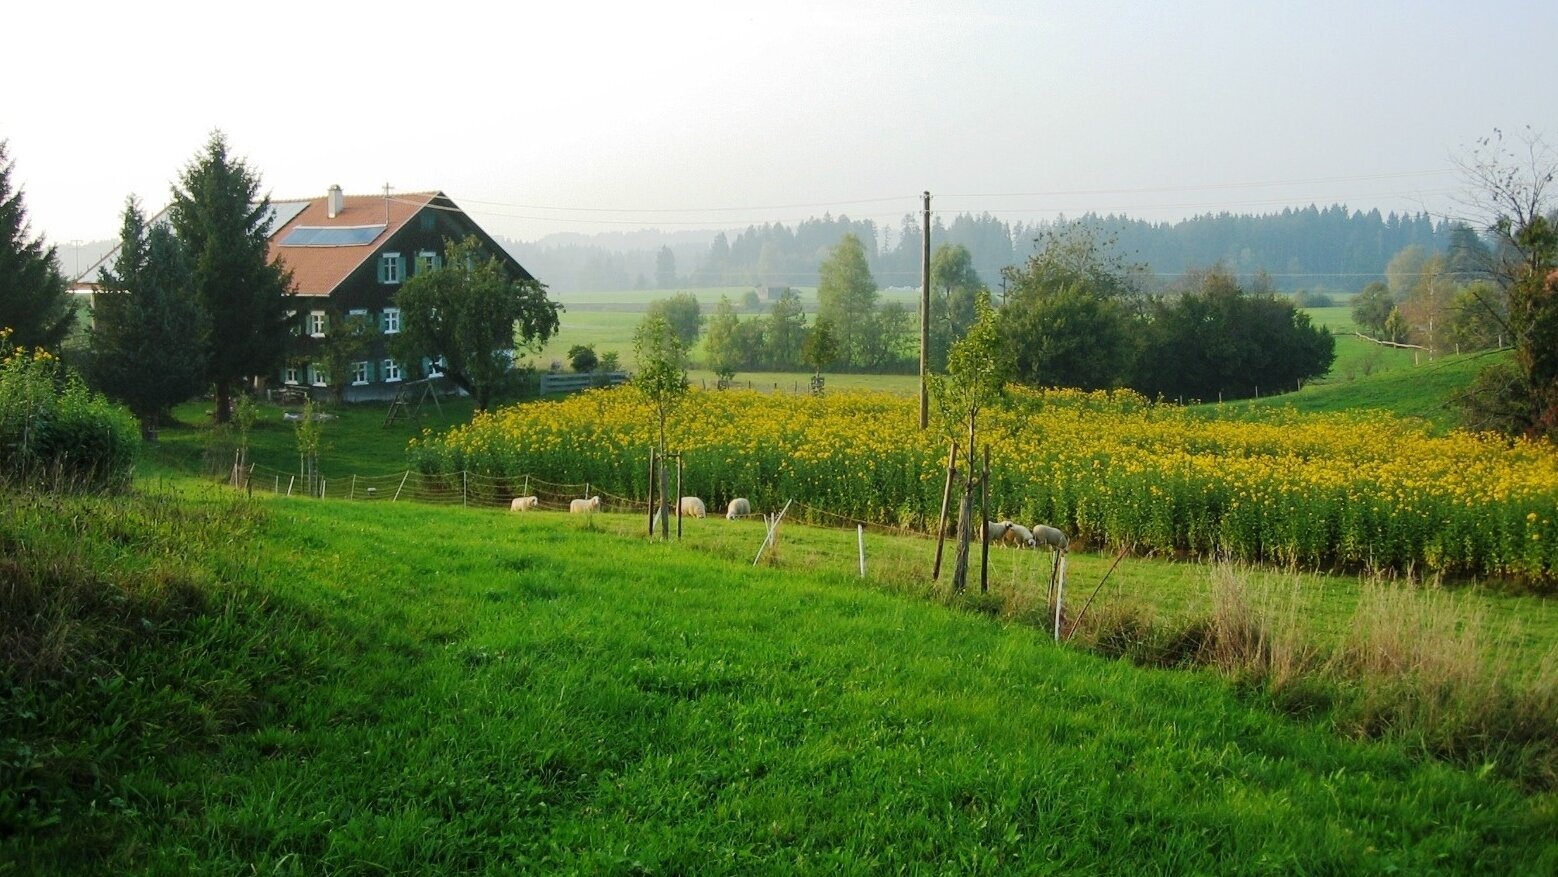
393,235,560,411
1132,267,1335,401
816,233,879,368
632,314,688,452
702,296,744,386
0,140,76,350
646,292,703,349
89,197,208,434
1455,127,1558,440
170,131,294,423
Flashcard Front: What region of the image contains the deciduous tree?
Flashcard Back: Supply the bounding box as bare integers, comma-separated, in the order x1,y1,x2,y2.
930,290,1010,592
702,295,743,386
393,235,560,411
1455,127,1558,439
646,292,703,349
929,243,983,370
816,233,878,368
763,287,807,368
318,310,377,403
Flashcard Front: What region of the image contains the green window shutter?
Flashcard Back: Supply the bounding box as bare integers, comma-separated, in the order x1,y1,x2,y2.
377,255,388,284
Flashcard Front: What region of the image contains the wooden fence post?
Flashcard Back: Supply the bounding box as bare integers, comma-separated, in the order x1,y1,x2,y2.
932,442,958,581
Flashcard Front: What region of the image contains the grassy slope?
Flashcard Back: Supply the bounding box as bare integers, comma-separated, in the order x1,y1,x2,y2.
12,496,1554,874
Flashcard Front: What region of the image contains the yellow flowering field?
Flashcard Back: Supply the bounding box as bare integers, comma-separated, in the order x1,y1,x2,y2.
409,387,1558,583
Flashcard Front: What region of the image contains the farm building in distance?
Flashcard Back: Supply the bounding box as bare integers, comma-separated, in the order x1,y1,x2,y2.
267,187,535,401
76,187,537,402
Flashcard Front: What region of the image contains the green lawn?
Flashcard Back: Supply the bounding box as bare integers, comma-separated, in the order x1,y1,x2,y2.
8,491,1555,873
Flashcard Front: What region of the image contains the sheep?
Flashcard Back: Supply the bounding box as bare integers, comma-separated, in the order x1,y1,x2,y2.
569,495,601,514
509,496,539,512
726,497,752,520
983,520,1012,543
1031,524,1069,552
680,496,707,518
1000,522,1037,549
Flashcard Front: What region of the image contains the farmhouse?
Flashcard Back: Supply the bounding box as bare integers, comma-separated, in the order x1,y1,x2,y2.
273,187,536,401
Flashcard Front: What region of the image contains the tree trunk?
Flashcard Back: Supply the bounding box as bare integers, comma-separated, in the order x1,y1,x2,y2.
952,481,972,592
213,380,232,425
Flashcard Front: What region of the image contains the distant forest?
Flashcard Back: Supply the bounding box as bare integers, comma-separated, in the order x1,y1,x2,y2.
503,205,1455,295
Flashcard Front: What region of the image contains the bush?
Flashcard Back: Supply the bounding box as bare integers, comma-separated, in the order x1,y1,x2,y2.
0,329,138,492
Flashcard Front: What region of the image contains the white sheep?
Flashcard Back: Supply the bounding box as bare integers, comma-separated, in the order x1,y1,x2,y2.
510,496,539,512
569,495,601,514
1000,523,1037,549
726,497,752,520
984,520,1012,543
680,496,707,518
1031,524,1069,552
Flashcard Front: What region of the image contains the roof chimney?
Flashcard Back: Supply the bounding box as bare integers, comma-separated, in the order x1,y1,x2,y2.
327,184,344,219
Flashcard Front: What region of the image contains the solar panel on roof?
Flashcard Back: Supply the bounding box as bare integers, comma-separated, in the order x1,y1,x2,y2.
280,225,386,247
264,201,311,237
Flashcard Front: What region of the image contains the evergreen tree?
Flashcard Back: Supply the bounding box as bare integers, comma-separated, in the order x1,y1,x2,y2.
655,245,677,289
0,141,76,349
170,131,294,423
89,197,208,437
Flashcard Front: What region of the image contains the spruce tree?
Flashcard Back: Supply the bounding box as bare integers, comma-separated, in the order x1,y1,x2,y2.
0,140,76,349
90,197,209,437
170,131,293,423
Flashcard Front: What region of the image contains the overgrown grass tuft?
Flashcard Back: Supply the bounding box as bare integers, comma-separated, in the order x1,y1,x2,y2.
1066,563,1558,792
0,486,328,861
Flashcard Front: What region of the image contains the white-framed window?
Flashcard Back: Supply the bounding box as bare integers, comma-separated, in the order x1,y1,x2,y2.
381,307,400,334
379,252,403,284
351,361,370,386
416,250,440,274
308,310,327,337
348,308,368,321
286,309,299,336
284,365,300,385
382,359,402,383
309,363,328,387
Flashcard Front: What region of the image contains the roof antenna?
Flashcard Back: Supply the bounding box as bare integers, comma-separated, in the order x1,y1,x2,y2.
383,182,391,224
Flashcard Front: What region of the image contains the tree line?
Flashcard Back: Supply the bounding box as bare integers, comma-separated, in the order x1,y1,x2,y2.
505,205,1455,295
620,224,1338,403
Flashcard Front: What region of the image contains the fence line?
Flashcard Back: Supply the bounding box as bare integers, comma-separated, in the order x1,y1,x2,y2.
237,464,946,540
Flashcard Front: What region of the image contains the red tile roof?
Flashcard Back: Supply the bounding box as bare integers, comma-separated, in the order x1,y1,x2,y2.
268,191,440,296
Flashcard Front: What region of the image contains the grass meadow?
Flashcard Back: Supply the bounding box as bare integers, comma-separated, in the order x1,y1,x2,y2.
6,294,1555,873
5,487,1556,874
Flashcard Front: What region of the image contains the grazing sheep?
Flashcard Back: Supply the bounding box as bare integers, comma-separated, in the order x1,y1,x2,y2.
1000,523,1037,549
569,495,601,514
726,497,752,520
510,496,539,512
680,496,707,518
1031,524,1069,552
984,520,1013,543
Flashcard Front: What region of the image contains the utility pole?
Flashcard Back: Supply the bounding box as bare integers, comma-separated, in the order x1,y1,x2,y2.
919,191,931,429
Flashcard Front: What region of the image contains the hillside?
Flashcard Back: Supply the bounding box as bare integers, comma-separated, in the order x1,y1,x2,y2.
5,491,1554,874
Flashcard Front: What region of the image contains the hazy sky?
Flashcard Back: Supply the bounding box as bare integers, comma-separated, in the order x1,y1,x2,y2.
5,1,1553,247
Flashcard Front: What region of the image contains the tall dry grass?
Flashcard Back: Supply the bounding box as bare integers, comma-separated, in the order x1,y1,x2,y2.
1063,562,1558,791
